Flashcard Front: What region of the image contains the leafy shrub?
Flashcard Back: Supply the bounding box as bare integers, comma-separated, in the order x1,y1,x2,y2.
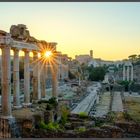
123,111,133,121
48,97,58,107
46,104,53,110
39,121,61,132
46,122,59,131
106,111,116,123
79,112,88,118
75,127,86,133
39,121,48,129
60,106,70,125
94,118,105,127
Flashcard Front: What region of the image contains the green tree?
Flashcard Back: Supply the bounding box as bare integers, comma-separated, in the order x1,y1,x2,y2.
128,54,137,64
68,71,76,79
88,66,107,81
136,54,140,63
118,80,130,91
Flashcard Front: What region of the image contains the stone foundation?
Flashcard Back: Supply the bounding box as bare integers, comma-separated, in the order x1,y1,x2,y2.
0,117,20,138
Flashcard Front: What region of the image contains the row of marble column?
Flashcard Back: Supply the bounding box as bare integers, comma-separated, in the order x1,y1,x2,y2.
123,65,133,81
1,45,58,117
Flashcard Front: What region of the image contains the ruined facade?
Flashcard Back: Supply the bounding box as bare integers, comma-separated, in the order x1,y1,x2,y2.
0,24,69,138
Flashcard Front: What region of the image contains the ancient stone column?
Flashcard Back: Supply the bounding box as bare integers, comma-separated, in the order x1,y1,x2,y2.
127,66,130,81
13,48,21,108
1,46,12,117
52,65,58,98
40,65,46,99
23,50,31,106
123,65,125,81
131,66,133,81
32,52,41,101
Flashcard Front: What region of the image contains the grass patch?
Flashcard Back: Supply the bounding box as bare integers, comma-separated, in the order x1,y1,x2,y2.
59,105,70,125
79,112,88,118
124,96,140,123
39,121,62,132
74,127,86,133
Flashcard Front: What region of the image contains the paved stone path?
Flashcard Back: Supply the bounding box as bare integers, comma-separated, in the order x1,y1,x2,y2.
71,83,100,114
111,92,123,112
95,91,111,117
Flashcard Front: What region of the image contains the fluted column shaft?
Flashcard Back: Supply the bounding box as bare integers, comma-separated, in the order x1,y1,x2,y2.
123,66,125,81
23,50,30,105
32,52,41,101
131,66,133,81
127,66,130,81
13,49,21,108
1,46,12,117
52,65,58,98
41,65,46,98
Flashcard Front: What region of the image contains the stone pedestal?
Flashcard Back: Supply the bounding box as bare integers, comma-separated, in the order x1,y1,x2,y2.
0,116,20,138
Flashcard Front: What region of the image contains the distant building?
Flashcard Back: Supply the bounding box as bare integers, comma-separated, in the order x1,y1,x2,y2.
90,50,93,58
75,50,93,64
75,54,92,64
88,60,99,67
88,58,114,68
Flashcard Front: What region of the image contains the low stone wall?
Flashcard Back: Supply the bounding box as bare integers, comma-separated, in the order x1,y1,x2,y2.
115,121,140,136
79,126,124,138
21,113,140,138
25,125,124,138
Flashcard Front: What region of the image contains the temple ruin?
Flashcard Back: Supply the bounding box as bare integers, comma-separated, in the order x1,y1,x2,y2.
0,24,60,137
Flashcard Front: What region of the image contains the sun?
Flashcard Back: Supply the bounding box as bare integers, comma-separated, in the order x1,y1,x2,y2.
44,51,52,58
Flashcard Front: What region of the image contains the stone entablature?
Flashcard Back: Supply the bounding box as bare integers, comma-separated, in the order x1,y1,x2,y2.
0,36,39,51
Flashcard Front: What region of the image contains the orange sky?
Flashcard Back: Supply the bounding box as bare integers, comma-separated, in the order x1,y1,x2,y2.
0,2,140,61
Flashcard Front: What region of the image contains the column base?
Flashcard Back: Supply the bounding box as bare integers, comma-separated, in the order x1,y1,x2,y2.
0,115,13,119
32,100,39,104
41,98,47,100
22,103,32,107
13,105,22,109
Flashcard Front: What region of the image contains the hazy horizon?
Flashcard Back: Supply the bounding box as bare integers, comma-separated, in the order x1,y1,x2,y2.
0,2,140,61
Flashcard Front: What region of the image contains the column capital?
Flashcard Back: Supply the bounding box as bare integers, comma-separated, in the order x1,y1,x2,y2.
12,47,20,52
0,44,6,48
23,49,30,53
32,50,38,53
0,44,10,49
33,51,39,56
